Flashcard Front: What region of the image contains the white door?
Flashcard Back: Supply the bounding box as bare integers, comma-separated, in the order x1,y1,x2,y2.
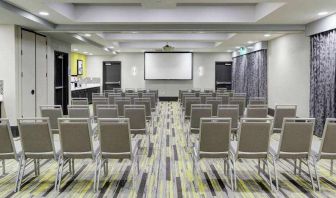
35,35,48,116
21,30,36,117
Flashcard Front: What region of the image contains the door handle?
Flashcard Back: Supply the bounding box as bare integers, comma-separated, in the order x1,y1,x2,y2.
105,81,120,85
31,89,35,95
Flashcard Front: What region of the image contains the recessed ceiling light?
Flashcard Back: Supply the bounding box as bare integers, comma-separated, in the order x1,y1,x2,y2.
39,11,49,16
108,46,114,49
131,32,138,34
104,48,109,52
89,53,93,55
83,52,88,54
227,50,233,53
318,11,329,16
73,49,78,51
84,34,91,37
264,34,271,37
112,51,117,55
199,31,205,34
247,41,254,44
235,46,241,49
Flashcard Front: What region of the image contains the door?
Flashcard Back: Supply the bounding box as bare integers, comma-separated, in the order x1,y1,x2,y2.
215,62,232,90
103,61,121,91
21,30,36,117
54,51,69,114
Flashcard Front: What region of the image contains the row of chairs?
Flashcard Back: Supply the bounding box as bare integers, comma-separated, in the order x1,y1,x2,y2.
0,118,139,192
192,116,336,191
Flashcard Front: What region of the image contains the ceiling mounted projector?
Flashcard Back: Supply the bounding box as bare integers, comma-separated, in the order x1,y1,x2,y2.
162,43,175,51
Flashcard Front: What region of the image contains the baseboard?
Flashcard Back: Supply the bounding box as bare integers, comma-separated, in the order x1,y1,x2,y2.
159,97,178,101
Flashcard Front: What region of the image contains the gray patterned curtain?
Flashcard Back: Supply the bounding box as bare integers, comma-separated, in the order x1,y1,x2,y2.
310,30,336,136
232,50,267,100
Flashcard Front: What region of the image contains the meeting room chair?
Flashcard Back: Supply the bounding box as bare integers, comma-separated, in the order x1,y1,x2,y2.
179,90,189,103
142,92,157,115
233,93,247,98
103,90,114,97
188,104,212,147
0,119,19,176
56,118,98,191
273,105,297,132
125,92,140,104
310,118,336,190
229,118,274,190
184,97,201,119
192,118,233,189
246,104,268,118
115,97,131,117
216,88,227,93
92,98,109,117
199,93,212,104
217,104,239,139
96,104,118,118
206,97,222,116
125,88,135,93
216,92,230,104
94,118,138,191
134,98,152,121
203,89,214,93
16,118,57,192
269,118,316,191
71,98,89,105
113,88,123,93
40,105,63,134
108,92,122,104
148,90,159,104
229,97,246,117
249,97,266,105
92,93,106,99
68,105,91,119
192,89,201,97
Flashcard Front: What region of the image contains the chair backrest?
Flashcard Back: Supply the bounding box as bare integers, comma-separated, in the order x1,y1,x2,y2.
179,90,189,101
216,93,230,104
134,98,151,117
124,105,146,133
40,105,63,131
318,118,336,156
71,98,88,105
217,104,239,129
181,92,196,107
98,118,131,159
58,118,94,159
249,97,266,105
108,92,122,104
104,90,114,97
203,89,214,93
125,92,139,104
113,88,123,93
273,105,297,129
199,93,213,104
216,88,227,93
115,97,131,117
277,118,315,158
190,104,212,133
206,97,222,116
0,119,17,159
229,97,246,117
125,88,135,93
68,105,91,118
142,93,156,109
92,93,106,99
92,98,108,116
97,104,118,118
246,104,268,118
233,93,247,98
236,118,273,158
148,90,158,105
185,97,201,117
198,118,231,157
18,118,56,159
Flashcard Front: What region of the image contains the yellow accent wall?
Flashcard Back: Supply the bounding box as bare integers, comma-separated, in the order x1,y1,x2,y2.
71,52,87,77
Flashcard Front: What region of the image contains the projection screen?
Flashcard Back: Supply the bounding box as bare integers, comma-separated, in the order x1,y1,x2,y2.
144,52,193,80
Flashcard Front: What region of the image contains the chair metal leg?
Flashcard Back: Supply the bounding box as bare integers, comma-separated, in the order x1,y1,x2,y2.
294,159,297,175
72,159,75,175
313,159,320,191
104,160,108,177
15,157,26,192
258,159,261,175
307,159,315,191
233,159,237,190
2,160,5,175
331,160,334,175
34,159,38,176
56,157,65,191
228,159,234,190
272,157,279,191
96,158,102,192
54,155,61,190
15,155,24,192
299,159,302,176
266,159,272,189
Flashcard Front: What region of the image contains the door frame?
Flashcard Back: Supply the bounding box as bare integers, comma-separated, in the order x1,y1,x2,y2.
215,61,233,90
102,61,122,91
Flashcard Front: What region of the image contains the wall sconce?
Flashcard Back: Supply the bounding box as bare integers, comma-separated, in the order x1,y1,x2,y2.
198,66,204,76
132,66,137,76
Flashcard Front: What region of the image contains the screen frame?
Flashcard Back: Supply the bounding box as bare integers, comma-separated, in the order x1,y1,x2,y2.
144,51,193,80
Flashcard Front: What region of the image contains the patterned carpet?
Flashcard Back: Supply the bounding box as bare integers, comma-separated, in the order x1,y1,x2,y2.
1,102,336,197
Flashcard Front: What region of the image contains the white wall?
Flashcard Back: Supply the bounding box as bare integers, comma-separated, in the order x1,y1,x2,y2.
0,25,19,125
268,33,310,117
86,52,232,96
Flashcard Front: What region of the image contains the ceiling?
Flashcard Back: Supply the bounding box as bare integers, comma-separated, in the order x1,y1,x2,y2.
0,0,335,55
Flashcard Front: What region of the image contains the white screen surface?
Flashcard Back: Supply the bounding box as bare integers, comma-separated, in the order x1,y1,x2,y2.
145,52,193,80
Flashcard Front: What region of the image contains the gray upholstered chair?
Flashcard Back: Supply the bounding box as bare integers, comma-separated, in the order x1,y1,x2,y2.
310,118,336,190
113,88,123,93
103,90,114,97
199,93,212,104
115,97,131,117
181,92,196,108
40,105,63,134
217,104,239,139
94,118,137,191
192,117,233,189
216,88,227,93
203,89,214,93
233,93,247,98
216,92,230,104
56,118,98,191
142,93,156,112
71,98,88,105
249,97,266,105
108,92,122,104
125,92,140,104
206,97,222,116
134,98,152,121
269,118,316,191
68,105,91,119
96,104,118,118
272,105,297,132
188,104,212,147
229,97,246,117
184,97,201,119
92,98,109,117
17,118,57,192
0,119,19,176
92,93,106,99
125,88,135,93
179,90,189,103
246,104,268,118
230,118,274,190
